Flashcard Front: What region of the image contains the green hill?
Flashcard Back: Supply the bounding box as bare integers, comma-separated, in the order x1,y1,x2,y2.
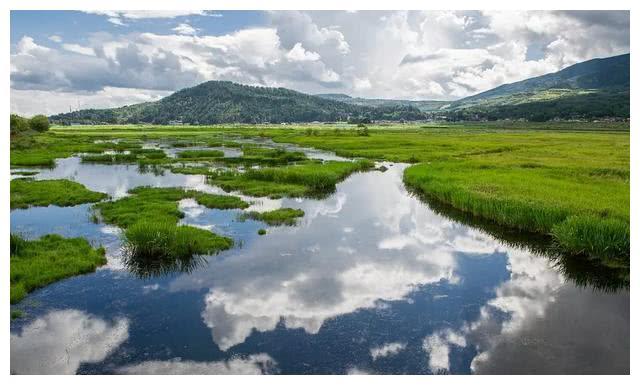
50,81,427,125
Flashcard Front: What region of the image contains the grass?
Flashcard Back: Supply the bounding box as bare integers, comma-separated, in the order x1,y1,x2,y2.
177,149,225,159
11,179,108,209
121,220,233,278
81,148,166,163
240,208,305,226
94,186,249,228
208,159,374,198
258,228,267,235
10,234,107,303
11,170,39,176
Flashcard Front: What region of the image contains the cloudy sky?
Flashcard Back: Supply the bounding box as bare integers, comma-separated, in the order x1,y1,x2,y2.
10,10,630,116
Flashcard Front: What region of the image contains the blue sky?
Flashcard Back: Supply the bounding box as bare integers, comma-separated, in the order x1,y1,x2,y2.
10,10,630,116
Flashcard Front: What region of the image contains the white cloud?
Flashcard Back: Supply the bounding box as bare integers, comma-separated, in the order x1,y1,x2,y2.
172,23,198,36
370,342,407,360
48,35,62,43
286,43,321,62
10,11,629,115
117,354,275,374
422,329,467,373
10,310,129,374
62,43,95,56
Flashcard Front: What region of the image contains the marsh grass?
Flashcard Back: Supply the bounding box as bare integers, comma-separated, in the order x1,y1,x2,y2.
404,162,629,261
121,221,233,278
240,208,305,226
10,234,107,303
208,160,373,198
177,149,225,159
95,186,249,228
11,179,108,209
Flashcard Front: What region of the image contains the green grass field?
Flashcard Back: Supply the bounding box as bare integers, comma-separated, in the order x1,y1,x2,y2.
12,122,631,263
11,179,108,209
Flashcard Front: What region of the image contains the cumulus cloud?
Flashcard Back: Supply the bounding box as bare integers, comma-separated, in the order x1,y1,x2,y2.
10,310,129,374
423,329,467,373
10,10,629,115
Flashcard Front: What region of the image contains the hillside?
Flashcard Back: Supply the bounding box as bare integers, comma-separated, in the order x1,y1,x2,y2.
446,53,630,121
315,94,449,112
50,81,426,125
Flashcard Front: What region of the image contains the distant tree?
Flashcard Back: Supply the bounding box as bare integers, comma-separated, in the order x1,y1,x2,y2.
10,114,29,134
29,115,50,132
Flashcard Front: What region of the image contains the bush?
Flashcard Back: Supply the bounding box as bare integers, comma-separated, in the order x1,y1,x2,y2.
10,114,29,134
29,115,50,132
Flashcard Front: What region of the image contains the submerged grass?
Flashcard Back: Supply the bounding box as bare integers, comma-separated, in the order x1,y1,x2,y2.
10,234,107,303
240,208,305,226
11,179,108,209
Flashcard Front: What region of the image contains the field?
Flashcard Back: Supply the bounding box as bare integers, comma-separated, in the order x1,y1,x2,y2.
11,121,630,266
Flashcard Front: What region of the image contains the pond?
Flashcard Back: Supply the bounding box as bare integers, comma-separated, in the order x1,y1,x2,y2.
9,144,629,375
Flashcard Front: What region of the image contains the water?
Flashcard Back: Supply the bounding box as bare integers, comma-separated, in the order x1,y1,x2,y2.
10,147,629,375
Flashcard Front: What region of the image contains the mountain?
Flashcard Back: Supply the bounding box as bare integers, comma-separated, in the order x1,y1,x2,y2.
50,54,629,124
315,94,449,112
50,81,426,125
446,53,629,121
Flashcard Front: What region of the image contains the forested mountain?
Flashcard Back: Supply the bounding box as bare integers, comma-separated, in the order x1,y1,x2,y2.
50,81,426,125
50,54,629,124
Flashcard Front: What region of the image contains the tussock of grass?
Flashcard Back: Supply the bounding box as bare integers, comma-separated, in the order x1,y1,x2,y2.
11,170,40,176
258,228,267,235
122,220,232,278
240,208,305,226
10,234,107,303
94,186,248,228
177,149,225,159
11,179,107,209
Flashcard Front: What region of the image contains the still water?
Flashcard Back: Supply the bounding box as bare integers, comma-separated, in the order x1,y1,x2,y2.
10,146,629,375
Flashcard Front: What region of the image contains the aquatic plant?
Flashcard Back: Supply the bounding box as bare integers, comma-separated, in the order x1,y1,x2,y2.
240,208,305,226
177,149,225,159
10,234,107,303
10,179,108,209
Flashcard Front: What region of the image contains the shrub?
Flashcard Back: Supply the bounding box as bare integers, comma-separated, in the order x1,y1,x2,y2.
29,115,50,132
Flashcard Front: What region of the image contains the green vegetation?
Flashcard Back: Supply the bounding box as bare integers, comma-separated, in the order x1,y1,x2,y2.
81,148,166,163
177,149,225,159
209,159,374,198
11,170,39,176
241,208,305,226
258,228,267,235
10,234,107,303
49,81,427,125
10,114,50,134
121,220,233,278
11,179,107,209
95,186,248,228
11,310,24,319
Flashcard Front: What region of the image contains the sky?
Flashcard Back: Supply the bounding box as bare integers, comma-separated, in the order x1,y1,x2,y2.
10,10,630,116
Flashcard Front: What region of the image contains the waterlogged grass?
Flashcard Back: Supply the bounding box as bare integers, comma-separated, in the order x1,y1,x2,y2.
95,187,248,228
258,228,267,235
209,159,374,198
241,208,305,226
81,148,166,163
11,179,108,209
122,220,233,278
10,234,107,303
177,149,225,159
551,216,629,266
404,159,629,261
